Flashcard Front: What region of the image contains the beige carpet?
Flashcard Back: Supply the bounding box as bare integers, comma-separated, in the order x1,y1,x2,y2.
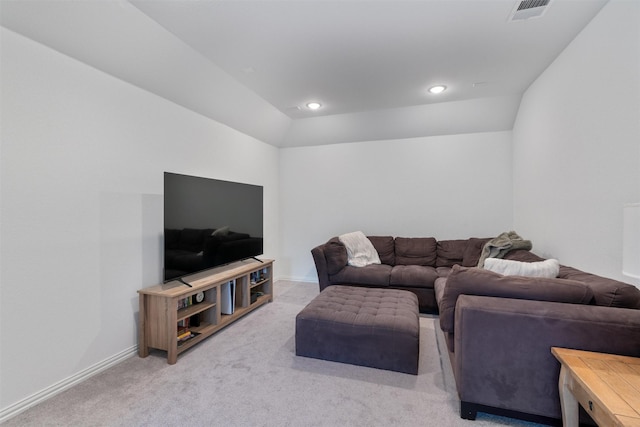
4,281,543,426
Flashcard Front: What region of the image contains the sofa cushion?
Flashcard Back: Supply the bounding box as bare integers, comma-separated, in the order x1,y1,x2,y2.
324,237,348,275
395,237,437,266
439,265,594,333
389,265,438,289
484,258,560,278
436,239,468,267
436,266,453,277
434,276,448,307
462,237,491,267
559,266,640,309
329,264,392,287
503,249,545,263
368,236,395,265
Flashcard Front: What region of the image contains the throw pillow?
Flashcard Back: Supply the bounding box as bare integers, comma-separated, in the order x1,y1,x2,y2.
484,258,559,278
338,231,381,267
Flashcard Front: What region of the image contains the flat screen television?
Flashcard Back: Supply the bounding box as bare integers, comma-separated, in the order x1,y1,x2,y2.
163,172,263,283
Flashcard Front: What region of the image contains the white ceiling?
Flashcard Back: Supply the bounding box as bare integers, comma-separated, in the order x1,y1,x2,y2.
1,0,609,147
130,0,608,119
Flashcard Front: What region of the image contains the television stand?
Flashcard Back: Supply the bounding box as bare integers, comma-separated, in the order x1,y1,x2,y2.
138,259,273,364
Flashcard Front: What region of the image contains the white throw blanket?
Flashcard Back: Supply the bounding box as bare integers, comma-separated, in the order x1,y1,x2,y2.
338,231,381,267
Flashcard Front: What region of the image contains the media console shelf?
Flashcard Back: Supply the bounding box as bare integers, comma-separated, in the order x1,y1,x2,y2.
138,259,273,364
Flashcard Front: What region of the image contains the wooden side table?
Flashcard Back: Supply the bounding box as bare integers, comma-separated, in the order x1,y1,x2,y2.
551,347,640,427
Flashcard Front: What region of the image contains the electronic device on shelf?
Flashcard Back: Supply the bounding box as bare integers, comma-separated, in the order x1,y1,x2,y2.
163,172,264,283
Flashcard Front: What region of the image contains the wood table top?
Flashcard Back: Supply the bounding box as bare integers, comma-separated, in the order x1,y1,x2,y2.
552,347,640,427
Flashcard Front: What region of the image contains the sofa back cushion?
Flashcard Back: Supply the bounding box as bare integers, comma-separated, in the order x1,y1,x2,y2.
329,264,393,287
394,237,437,266
503,249,545,263
368,236,395,265
436,239,468,267
462,237,491,267
559,266,640,309
439,265,594,333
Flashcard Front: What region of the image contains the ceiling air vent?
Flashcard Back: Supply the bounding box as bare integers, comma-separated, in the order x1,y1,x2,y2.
508,0,552,21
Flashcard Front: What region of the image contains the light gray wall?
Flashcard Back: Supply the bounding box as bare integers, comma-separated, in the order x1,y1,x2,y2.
279,131,514,282
512,0,640,284
0,28,279,413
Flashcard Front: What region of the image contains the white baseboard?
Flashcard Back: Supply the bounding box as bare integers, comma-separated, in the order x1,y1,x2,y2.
0,345,137,423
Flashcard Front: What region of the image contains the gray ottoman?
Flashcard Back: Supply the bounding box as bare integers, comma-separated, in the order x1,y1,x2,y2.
295,285,420,374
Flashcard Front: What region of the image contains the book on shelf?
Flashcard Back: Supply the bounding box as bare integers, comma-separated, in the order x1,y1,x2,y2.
177,296,194,310
250,269,268,284
177,330,192,341
177,330,201,345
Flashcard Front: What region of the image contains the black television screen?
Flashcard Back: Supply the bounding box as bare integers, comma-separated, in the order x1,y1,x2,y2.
163,172,263,283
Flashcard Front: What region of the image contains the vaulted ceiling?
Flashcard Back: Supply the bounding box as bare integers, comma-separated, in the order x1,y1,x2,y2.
1,0,609,147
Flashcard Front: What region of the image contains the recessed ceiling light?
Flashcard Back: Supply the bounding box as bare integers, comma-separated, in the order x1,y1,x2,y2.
428,85,447,94
306,102,322,110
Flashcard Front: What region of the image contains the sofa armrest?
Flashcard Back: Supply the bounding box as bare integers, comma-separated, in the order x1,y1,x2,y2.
452,295,640,420
311,244,331,291
439,265,593,333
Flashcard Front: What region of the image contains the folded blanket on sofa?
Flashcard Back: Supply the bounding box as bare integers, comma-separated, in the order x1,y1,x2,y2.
477,231,532,268
339,231,381,267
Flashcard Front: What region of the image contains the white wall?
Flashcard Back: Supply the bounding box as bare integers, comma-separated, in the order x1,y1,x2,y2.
0,28,279,414
512,0,640,284
279,131,514,282
0,0,291,147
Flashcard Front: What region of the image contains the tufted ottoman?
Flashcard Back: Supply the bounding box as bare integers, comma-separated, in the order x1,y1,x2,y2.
295,285,420,374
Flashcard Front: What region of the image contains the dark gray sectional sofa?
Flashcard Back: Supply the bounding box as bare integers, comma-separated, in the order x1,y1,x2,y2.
312,236,490,313
311,235,640,424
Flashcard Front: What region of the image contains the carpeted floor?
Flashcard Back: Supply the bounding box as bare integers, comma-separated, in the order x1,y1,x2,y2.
4,281,544,426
